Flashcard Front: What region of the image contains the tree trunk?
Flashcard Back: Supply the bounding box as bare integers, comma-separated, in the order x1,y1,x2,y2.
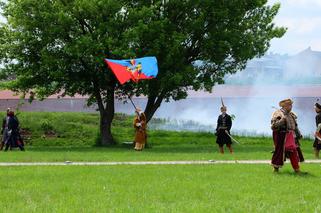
99,108,114,146
144,94,164,123
95,86,115,146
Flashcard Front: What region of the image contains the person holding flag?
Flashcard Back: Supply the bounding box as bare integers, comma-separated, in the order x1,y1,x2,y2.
133,108,147,151
104,56,158,151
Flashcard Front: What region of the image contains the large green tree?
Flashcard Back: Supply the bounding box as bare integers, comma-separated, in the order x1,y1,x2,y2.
0,0,133,145
0,0,285,145
123,0,286,122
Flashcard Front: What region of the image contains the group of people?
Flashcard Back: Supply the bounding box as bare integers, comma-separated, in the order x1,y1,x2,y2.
3,99,319,174
214,98,321,173
1,108,25,151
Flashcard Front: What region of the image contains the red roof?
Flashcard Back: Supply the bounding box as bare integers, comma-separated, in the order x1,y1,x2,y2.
0,90,88,100
1,85,321,100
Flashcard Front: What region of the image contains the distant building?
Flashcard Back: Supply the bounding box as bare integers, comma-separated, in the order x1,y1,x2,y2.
285,47,321,79
225,47,321,84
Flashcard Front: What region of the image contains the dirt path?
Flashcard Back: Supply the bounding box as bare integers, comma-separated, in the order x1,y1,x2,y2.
0,159,321,166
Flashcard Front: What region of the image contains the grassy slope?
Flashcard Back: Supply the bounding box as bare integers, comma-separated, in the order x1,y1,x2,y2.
0,112,316,162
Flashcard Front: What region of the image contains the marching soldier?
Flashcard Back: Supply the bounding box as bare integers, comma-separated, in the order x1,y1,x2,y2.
215,101,233,154
1,108,10,150
4,110,25,151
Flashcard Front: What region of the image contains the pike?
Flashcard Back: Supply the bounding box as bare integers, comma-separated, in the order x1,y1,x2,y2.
224,130,240,144
221,97,225,108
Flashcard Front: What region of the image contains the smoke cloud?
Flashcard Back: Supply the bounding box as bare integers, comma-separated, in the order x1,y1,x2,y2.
117,48,321,138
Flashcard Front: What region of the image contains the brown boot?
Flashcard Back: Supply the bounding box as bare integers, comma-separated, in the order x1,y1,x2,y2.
294,169,308,175
227,144,233,154
315,149,320,159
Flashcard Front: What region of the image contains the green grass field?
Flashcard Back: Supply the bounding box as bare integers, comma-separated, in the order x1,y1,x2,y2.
0,140,316,162
0,164,320,213
0,112,320,212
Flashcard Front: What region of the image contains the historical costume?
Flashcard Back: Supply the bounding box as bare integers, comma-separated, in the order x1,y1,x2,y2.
271,99,301,173
0,108,10,150
216,105,233,154
313,103,321,158
294,123,304,162
133,108,147,151
4,111,24,151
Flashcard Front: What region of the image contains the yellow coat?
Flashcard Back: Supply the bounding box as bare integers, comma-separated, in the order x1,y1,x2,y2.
133,113,147,144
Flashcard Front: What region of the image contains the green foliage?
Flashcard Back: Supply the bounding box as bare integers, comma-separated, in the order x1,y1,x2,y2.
0,0,285,143
40,120,54,133
124,0,286,103
0,0,128,96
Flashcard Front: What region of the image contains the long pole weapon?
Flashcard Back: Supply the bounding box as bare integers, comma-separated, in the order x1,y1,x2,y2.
221,97,225,108
127,95,137,110
127,95,143,126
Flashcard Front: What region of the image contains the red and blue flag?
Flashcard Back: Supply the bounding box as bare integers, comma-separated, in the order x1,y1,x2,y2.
104,57,158,84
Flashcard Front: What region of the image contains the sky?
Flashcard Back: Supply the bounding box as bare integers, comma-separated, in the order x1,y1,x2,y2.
1,0,321,55
268,0,321,55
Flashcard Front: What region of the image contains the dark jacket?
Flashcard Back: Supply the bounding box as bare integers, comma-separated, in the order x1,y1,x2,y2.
216,114,232,132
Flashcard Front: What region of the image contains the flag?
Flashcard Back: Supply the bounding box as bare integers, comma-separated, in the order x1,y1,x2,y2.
104,56,158,84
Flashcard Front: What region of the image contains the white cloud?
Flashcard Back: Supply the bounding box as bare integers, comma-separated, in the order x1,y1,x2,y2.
0,16,7,23
276,17,321,34
287,0,321,8
268,0,321,54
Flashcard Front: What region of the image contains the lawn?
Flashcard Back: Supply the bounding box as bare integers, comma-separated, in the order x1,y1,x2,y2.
0,164,320,213
0,140,316,162
0,112,320,213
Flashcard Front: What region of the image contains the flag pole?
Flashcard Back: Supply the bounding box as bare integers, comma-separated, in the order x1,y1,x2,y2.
127,94,141,123
127,95,137,110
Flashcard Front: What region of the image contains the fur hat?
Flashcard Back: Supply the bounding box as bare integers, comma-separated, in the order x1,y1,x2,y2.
279,98,293,107
315,103,321,110
220,106,227,111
